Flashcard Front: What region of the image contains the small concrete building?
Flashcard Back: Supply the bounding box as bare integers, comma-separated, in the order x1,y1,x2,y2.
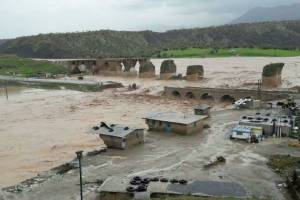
98,122,144,149
194,104,211,117
143,112,208,135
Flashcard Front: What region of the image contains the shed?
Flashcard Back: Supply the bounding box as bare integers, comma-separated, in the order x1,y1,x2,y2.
98,122,144,149
143,112,208,135
194,104,211,117
231,125,263,142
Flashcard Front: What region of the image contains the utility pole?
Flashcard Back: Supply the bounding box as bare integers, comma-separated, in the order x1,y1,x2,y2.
76,151,83,200
5,86,8,100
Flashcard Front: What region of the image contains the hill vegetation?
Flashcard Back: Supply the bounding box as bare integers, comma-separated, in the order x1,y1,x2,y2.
0,56,69,77
160,48,300,58
1,20,300,58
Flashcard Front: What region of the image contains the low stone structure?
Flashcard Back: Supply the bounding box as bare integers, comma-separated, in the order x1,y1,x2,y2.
160,60,177,79
143,112,207,135
139,60,156,78
94,59,123,76
186,65,204,81
98,122,144,149
194,104,211,117
165,86,297,101
0,76,123,92
262,63,284,88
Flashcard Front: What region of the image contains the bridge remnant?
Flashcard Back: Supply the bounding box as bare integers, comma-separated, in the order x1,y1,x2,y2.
262,63,284,88
186,65,204,81
160,60,176,79
165,86,296,102
122,59,138,72
94,59,123,75
139,59,156,78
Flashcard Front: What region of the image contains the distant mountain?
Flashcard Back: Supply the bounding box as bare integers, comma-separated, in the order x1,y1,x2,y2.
1,20,300,58
232,3,300,24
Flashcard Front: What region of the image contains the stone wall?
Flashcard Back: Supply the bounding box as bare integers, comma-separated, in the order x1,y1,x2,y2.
164,86,295,101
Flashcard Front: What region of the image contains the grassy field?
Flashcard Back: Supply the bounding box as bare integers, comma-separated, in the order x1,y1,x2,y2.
160,48,300,58
0,56,69,77
267,154,300,175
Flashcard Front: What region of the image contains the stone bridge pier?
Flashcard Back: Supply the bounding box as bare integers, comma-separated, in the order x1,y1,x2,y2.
53,59,97,74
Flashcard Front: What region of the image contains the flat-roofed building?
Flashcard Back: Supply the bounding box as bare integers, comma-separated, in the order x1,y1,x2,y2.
194,104,211,117
239,113,294,137
98,122,144,149
143,112,208,135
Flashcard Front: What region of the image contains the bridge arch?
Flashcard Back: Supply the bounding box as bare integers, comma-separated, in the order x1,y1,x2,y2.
185,92,196,99
172,91,181,98
220,95,236,103
201,93,215,101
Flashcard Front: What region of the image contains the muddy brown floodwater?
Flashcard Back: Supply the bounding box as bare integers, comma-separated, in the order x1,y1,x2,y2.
0,57,300,194
0,85,198,188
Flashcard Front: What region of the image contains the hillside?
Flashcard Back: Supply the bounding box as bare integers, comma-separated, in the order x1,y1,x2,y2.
0,39,7,46
1,20,300,58
232,3,300,24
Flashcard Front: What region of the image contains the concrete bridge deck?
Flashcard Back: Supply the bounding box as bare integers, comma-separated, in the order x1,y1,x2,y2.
165,86,298,101
0,76,122,92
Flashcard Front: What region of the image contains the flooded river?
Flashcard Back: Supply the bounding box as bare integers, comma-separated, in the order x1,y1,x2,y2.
0,57,300,197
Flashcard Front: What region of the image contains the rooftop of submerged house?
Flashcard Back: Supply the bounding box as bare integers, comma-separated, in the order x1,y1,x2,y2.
98,122,142,138
143,112,207,125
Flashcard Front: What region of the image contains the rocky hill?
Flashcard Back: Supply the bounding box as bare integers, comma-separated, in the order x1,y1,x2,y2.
232,3,300,24
1,20,300,58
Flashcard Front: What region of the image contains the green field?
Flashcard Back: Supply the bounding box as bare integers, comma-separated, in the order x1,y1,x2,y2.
0,56,69,77
160,48,300,58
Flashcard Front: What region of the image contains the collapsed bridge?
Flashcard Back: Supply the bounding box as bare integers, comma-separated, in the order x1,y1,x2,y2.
165,86,298,102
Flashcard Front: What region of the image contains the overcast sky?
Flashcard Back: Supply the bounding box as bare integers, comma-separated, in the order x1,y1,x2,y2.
0,0,299,39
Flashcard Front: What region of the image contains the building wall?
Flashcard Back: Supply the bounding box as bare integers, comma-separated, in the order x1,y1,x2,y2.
194,109,210,117
145,119,204,135
100,130,144,150
186,120,205,134
125,129,144,147
100,135,123,149
239,121,291,137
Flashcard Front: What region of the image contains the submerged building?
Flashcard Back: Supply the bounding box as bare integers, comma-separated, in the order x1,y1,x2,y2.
98,122,144,149
143,112,208,135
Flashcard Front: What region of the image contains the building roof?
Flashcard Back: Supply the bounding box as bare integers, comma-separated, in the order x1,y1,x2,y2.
194,104,211,110
143,112,207,125
233,125,262,133
239,114,292,126
98,122,142,138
